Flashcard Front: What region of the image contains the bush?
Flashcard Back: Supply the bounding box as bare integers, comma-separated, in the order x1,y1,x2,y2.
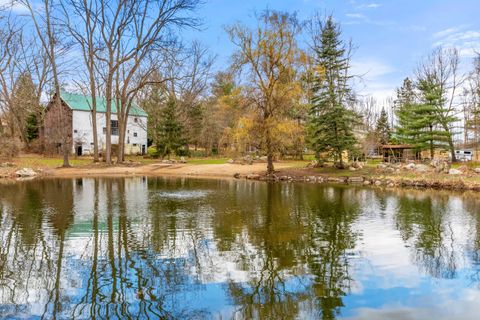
0,136,20,158
27,137,45,154
147,146,160,158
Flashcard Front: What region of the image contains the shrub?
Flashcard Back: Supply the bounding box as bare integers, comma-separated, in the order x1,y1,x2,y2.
0,136,20,158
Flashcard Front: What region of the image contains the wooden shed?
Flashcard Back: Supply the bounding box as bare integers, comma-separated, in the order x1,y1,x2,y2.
381,144,419,162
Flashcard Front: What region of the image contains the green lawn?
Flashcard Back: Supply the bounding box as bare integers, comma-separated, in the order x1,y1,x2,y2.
187,158,229,165
13,156,92,168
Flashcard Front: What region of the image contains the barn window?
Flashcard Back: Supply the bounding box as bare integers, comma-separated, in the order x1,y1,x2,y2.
74,129,78,133
133,143,137,146
133,132,137,137
111,120,118,136
103,127,106,134
134,117,138,123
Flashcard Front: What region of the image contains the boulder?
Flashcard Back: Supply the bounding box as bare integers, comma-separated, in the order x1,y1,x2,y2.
1,162,15,167
349,167,356,171
414,164,430,173
405,163,416,170
348,176,364,183
377,163,388,170
179,156,187,163
474,168,480,174
246,173,261,180
15,168,37,177
448,168,463,175
227,159,234,164
350,161,364,169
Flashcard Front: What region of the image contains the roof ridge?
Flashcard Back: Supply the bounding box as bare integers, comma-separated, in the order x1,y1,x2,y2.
59,91,147,117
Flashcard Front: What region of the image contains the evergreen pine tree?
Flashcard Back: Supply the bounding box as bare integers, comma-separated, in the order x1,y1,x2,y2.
307,16,358,168
375,108,391,146
11,72,40,144
156,99,185,159
415,76,452,158
395,77,452,159
395,77,417,144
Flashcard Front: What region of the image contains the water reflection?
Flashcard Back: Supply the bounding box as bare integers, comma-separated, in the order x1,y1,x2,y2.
0,178,479,319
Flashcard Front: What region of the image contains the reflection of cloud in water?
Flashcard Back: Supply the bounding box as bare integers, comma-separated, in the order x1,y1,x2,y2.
155,190,211,200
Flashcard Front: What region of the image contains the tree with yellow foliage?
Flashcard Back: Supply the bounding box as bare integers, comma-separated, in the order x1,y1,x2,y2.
226,10,302,175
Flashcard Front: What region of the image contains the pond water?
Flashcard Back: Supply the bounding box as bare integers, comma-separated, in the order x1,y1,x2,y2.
0,177,479,319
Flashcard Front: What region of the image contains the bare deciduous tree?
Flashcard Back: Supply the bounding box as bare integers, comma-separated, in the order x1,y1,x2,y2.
20,0,71,167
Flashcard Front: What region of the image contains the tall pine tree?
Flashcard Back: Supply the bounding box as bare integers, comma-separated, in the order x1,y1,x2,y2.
395,76,451,159
307,16,358,168
155,99,186,159
395,78,415,141
375,108,391,146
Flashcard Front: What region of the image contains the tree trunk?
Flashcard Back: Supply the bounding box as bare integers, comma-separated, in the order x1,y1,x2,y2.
443,125,456,162
117,115,125,163
447,136,456,162
105,79,112,165
91,95,99,162
265,123,274,175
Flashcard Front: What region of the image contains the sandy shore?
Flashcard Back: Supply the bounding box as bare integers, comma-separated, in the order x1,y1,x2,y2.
41,162,295,179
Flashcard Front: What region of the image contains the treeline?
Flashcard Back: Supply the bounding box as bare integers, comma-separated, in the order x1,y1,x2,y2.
1,3,479,170
0,0,203,166
143,12,361,173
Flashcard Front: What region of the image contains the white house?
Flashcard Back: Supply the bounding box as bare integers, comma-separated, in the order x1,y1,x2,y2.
43,92,148,156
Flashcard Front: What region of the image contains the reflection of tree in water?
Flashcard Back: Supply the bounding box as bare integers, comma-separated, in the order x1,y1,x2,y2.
458,193,480,285
0,178,213,319
0,179,75,319
5,178,480,318
302,186,361,320
214,183,361,320
68,178,211,319
394,191,457,279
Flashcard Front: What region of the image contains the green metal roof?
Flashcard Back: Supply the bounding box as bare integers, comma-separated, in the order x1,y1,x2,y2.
60,91,148,117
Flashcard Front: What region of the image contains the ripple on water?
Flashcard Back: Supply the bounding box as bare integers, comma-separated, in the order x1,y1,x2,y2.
154,190,211,200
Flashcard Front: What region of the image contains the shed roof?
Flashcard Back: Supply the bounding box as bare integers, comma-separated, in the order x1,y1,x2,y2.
60,91,147,117
381,144,413,149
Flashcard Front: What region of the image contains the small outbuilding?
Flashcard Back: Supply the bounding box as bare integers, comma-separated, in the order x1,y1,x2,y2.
381,144,418,162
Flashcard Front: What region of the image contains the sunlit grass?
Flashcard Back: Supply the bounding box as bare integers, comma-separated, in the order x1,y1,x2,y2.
187,158,229,165
13,156,91,168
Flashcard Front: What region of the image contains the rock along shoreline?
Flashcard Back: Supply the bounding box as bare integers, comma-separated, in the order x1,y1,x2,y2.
238,172,480,192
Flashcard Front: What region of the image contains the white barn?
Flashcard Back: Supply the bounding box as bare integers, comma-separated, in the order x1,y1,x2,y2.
43,92,148,156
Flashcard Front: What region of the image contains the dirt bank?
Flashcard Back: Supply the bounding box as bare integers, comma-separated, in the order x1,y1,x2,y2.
4,158,480,192
38,162,299,179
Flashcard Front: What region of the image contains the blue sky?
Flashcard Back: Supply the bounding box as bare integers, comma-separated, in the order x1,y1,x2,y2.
184,0,480,102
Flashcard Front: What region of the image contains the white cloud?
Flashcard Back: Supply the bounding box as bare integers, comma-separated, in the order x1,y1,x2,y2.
346,13,367,19
433,26,465,39
344,12,394,27
357,3,382,9
432,26,480,57
350,59,397,100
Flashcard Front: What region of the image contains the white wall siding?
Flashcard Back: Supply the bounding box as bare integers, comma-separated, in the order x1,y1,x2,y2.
71,110,148,155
